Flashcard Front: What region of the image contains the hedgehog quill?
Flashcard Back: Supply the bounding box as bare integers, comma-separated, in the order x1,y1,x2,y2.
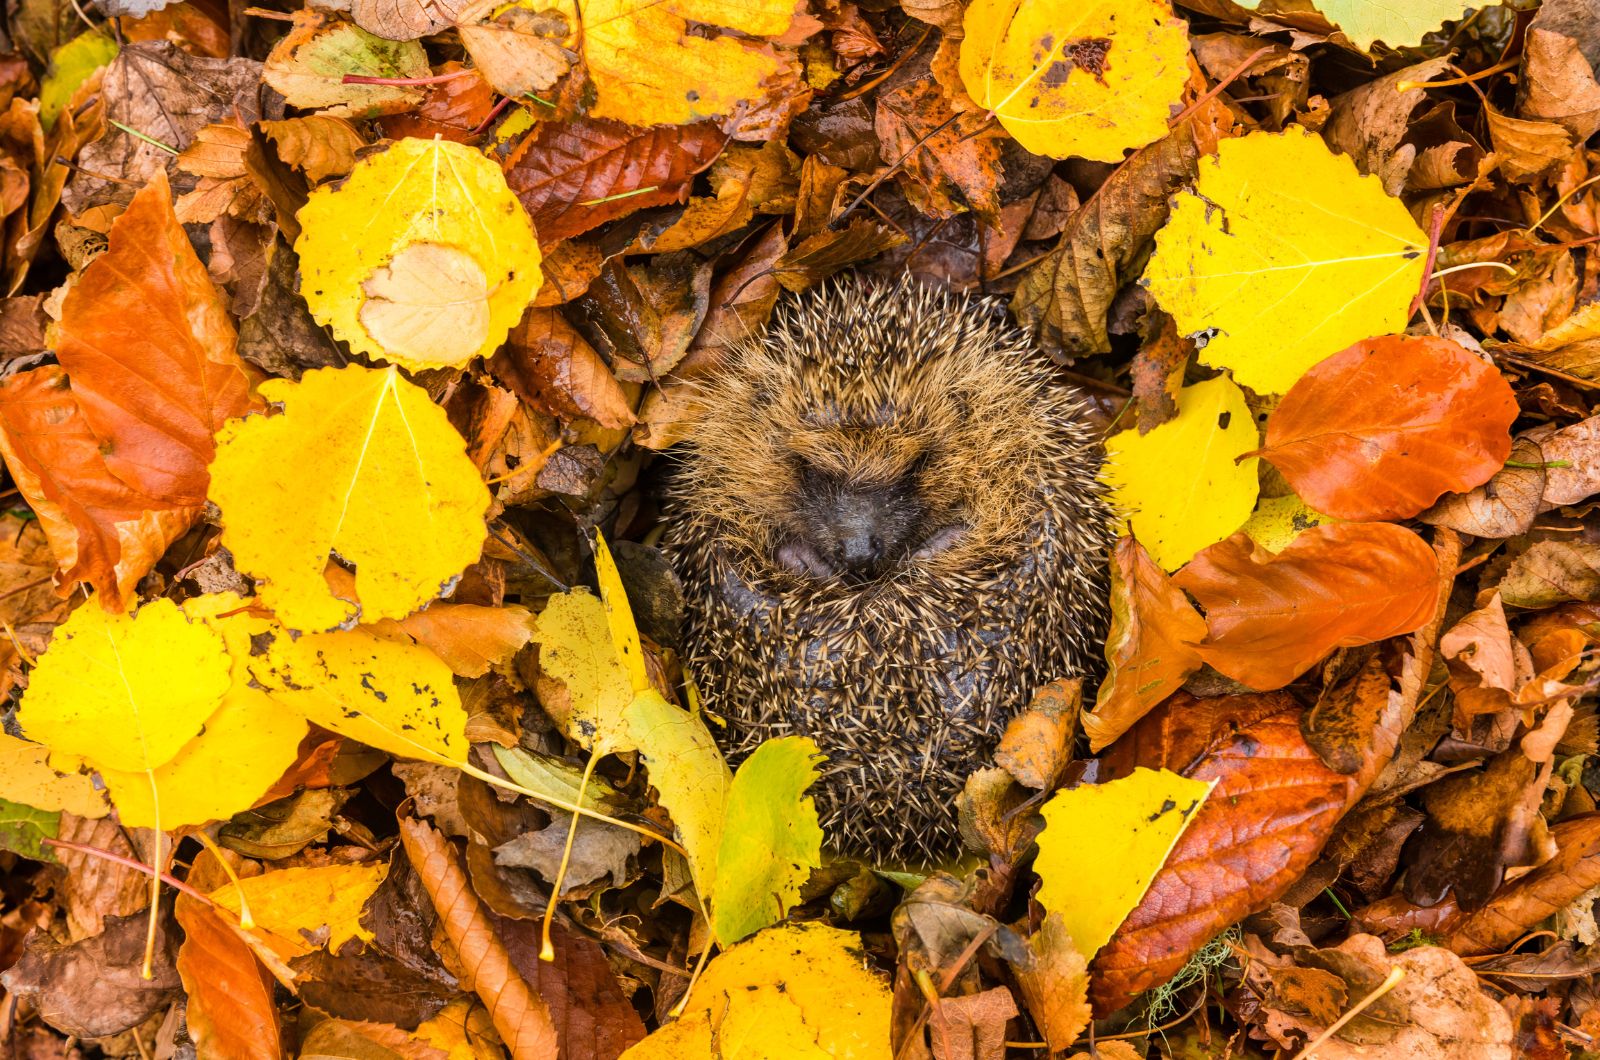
670,278,1113,865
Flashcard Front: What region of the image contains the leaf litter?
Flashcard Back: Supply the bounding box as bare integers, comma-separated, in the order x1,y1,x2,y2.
4,0,1600,1057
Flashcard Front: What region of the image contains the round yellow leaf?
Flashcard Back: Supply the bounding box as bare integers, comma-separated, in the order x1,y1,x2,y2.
1143,127,1428,394
1102,376,1260,571
621,923,891,1060
1035,767,1214,961
208,364,491,632
359,243,491,368
958,0,1190,162
18,598,231,774
0,733,108,819
295,138,541,369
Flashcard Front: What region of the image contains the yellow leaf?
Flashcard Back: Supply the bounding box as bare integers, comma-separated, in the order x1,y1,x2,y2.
18,599,231,774
0,733,107,819
208,863,387,957
208,364,490,632
625,689,731,902
295,138,542,369
1144,127,1428,395
620,923,892,1060
97,596,308,830
592,529,650,696
1034,767,1213,961
712,736,823,947
258,625,469,768
1249,0,1472,50
1102,377,1260,571
958,0,1190,162
581,0,786,126
532,588,636,754
1239,493,1338,553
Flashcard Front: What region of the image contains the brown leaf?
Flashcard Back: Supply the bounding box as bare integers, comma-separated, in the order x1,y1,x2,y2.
398,814,559,1060
996,678,1080,789
1011,913,1090,1053
1421,434,1546,539
1090,691,1377,1015
377,63,495,143
1518,1,1600,140
572,254,713,383
1441,814,1600,957
1499,540,1600,608
685,223,788,364
0,365,197,607
1404,746,1547,910
172,120,268,224
873,56,1002,220
505,119,727,244
56,169,253,505
291,945,459,1029
1301,653,1393,776
1175,524,1440,691
1250,335,1518,521
772,217,908,292
174,894,282,1060
492,914,649,1060
0,907,180,1039
1084,535,1206,750
1012,61,1234,358
1486,106,1575,182
928,987,1017,1060
261,115,365,184
457,11,574,101
489,309,636,430
297,1019,450,1059
350,0,469,41
1323,59,1450,195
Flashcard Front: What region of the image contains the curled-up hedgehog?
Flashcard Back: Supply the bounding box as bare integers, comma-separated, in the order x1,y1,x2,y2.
669,277,1113,865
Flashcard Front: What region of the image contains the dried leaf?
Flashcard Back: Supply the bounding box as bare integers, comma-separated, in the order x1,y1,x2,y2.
175,893,281,1060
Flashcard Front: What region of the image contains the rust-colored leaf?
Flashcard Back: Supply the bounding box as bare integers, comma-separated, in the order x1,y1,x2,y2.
1090,691,1371,1015
369,603,533,679
174,893,282,1060
378,63,495,144
1251,335,1518,521
505,119,727,244
493,914,648,1060
1084,534,1207,751
0,365,196,607
1175,524,1440,691
398,814,558,1060
489,309,636,430
55,169,252,505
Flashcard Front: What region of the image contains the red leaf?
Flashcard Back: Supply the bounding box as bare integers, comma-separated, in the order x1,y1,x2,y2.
1174,524,1440,690
55,169,252,505
174,895,282,1060
378,63,496,143
1090,692,1367,1015
1251,335,1518,521
504,118,727,243
0,365,196,607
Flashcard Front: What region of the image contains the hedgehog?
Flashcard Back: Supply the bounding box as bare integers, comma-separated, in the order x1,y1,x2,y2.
668,277,1113,865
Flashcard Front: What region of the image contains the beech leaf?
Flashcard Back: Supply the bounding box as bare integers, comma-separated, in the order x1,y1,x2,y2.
1253,335,1518,521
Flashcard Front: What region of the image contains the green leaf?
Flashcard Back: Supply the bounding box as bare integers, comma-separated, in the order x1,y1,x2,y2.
624,689,732,902
40,30,117,131
0,796,60,861
712,736,824,947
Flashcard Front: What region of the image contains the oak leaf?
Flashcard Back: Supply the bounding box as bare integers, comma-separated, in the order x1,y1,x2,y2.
1175,524,1439,690
958,0,1190,161
207,365,490,632
296,137,542,370
1144,127,1428,394
1252,335,1518,521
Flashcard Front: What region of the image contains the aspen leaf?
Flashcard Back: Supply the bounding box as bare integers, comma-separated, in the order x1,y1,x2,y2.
40,31,117,130
1143,127,1428,394
0,798,63,861
712,736,824,947
1034,767,1214,961
958,0,1190,162
208,863,387,957
620,922,892,1060
581,0,790,127
0,734,108,820
258,625,469,768
18,598,231,775
207,365,491,632
1102,376,1260,571
295,138,542,369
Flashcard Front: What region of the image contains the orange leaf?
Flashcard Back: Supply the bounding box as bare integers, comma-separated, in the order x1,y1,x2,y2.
1084,535,1207,751
0,365,196,607
398,814,559,1060
1090,691,1371,1015
369,603,533,678
1251,335,1518,520
1439,814,1600,957
174,895,281,1060
55,169,252,506
1175,524,1440,690
505,118,727,244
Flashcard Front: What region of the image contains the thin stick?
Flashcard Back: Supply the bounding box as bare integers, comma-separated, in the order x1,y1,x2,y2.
1167,46,1272,130
1407,204,1446,322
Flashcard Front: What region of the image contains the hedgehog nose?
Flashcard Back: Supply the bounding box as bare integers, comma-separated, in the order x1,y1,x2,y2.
839,530,881,572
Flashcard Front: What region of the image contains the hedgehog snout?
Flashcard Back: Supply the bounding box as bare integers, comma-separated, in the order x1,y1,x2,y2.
787,466,927,581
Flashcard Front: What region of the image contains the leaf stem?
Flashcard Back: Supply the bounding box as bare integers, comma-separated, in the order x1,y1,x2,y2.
542,750,600,962
42,837,214,906
342,70,475,86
